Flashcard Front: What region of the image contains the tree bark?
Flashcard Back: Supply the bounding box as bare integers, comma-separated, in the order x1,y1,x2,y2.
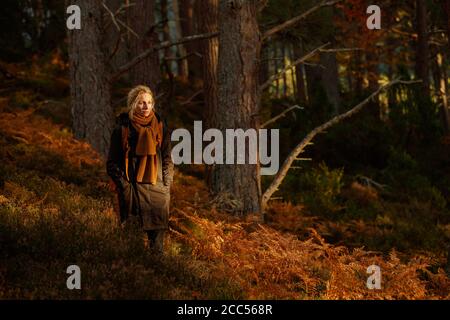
415,0,430,97
293,41,307,104
103,0,129,82
436,52,450,132
197,0,219,188
366,50,380,118
274,42,280,98
160,0,174,73
128,0,161,92
197,0,219,129
180,0,202,79
282,42,287,97
68,0,113,158
172,0,189,80
212,0,262,216
320,42,341,115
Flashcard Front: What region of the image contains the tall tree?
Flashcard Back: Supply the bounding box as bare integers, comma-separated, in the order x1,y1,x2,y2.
293,41,307,104
180,0,202,79
172,0,189,80
103,0,129,82
128,0,161,91
415,0,430,97
197,0,219,187
212,0,262,215
435,52,450,132
68,0,113,157
443,0,450,51
197,0,219,129
320,43,341,114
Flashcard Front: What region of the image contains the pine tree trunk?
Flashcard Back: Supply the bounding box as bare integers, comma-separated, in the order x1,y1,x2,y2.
293,41,307,104
160,0,173,73
103,0,130,82
128,0,161,92
289,43,297,98
282,42,287,97
415,0,430,97
259,42,269,87
180,0,202,79
197,0,219,129
274,42,280,98
68,0,113,158
197,0,219,188
212,0,262,216
320,43,341,115
172,0,189,80
443,0,450,51
366,50,380,118
436,52,450,132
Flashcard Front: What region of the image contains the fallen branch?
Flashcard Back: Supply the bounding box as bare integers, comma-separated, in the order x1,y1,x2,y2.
111,32,218,82
263,0,343,40
260,43,329,91
261,78,421,210
261,105,303,128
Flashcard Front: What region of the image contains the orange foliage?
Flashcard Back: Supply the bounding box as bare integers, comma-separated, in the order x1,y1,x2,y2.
169,175,449,299
0,108,102,168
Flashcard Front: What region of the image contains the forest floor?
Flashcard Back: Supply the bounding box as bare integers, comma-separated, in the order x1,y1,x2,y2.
0,95,450,299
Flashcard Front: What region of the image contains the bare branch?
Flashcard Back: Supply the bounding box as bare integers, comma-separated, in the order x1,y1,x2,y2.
111,32,218,82
261,78,421,209
115,2,136,15
180,90,203,106
108,34,124,61
102,2,121,32
164,52,202,61
319,47,363,53
263,0,343,40
261,105,303,128
260,43,329,91
116,17,139,39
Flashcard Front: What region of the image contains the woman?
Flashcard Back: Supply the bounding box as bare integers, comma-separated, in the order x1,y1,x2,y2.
107,85,173,253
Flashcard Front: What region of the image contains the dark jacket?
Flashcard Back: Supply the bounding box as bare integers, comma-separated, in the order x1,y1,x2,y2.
106,112,174,230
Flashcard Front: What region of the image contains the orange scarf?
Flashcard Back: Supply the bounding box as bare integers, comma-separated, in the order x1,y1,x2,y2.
129,110,163,184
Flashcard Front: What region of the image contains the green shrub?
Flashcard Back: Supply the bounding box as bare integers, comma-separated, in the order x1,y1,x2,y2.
300,162,344,216
9,91,37,109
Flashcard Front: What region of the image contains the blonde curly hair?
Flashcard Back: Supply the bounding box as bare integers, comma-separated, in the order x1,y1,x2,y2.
127,85,155,119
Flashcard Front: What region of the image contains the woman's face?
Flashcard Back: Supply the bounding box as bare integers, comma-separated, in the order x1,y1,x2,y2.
135,93,154,117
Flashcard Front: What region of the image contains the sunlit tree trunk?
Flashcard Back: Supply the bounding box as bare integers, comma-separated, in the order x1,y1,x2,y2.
293,41,307,104
436,53,450,132
212,0,262,216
